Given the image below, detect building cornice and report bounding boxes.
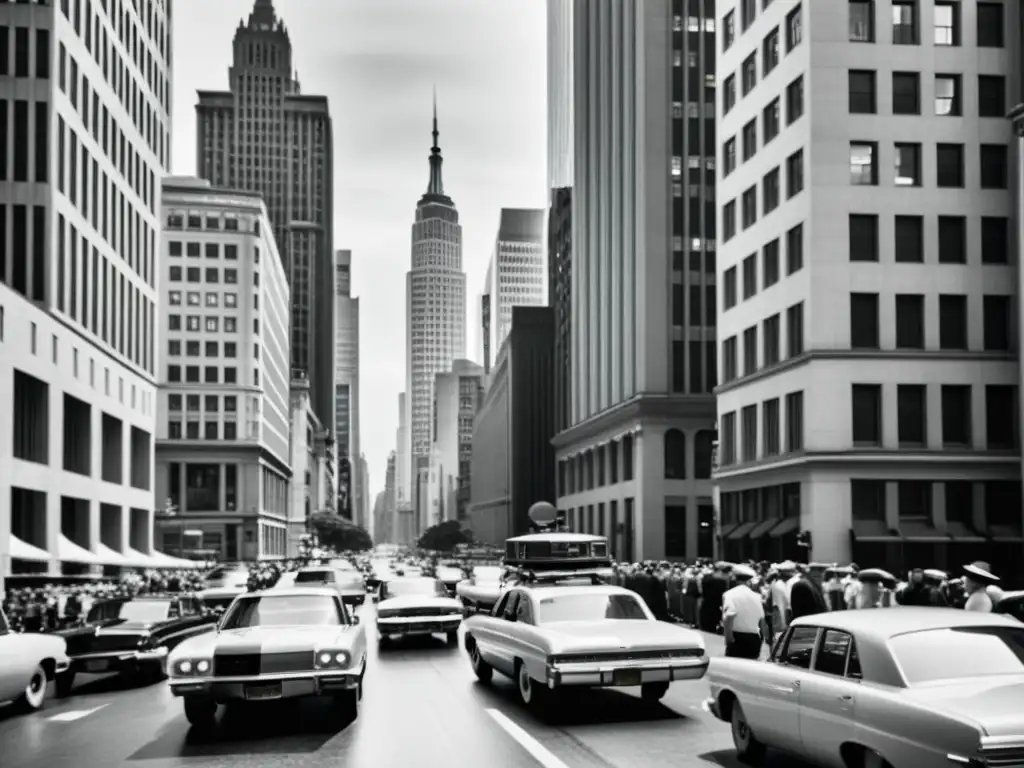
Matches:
[552,394,716,451]
[155,440,293,478]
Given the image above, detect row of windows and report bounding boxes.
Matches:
[723,223,803,310]
[0,203,46,303]
[167,420,242,441]
[168,240,242,260]
[723,76,802,176]
[722,150,803,240]
[168,290,240,309]
[168,266,240,284]
[722,3,802,113]
[719,390,804,465]
[0,24,49,80]
[848,0,1005,49]
[0,99,48,186]
[165,213,256,234]
[167,340,244,360]
[721,302,804,383]
[166,365,240,385]
[848,70,1006,120]
[167,315,243,334]
[849,213,1009,265]
[850,140,1009,190]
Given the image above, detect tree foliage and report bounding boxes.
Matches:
[417,520,473,552]
[309,513,373,552]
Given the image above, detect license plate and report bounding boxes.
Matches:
[245,683,283,701]
[612,669,642,686]
[84,660,109,673]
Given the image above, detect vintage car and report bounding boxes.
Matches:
[291,567,367,606]
[0,607,71,712]
[56,594,217,694]
[436,564,465,594]
[995,590,1024,622]
[375,577,464,647]
[167,586,367,728]
[455,565,510,613]
[705,608,1024,767]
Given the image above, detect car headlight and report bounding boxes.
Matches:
[173,658,212,676]
[377,609,396,619]
[313,650,351,669]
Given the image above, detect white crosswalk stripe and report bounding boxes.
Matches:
[47,705,108,722]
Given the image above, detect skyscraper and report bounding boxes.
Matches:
[404,97,466,533]
[194,0,335,429]
[334,250,361,521]
[0,0,169,589]
[483,209,546,357]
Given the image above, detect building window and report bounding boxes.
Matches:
[976,3,1003,48]
[763,314,781,365]
[981,217,1009,264]
[786,149,804,197]
[891,0,918,45]
[723,137,736,175]
[894,215,924,263]
[895,294,925,349]
[785,4,802,51]
[723,200,737,241]
[894,143,921,186]
[786,76,804,124]
[723,74,736,113]
[743,326,758,375]
[722,10,735,50]
[742,186,757,229]
[980,145,1008,189]
[938,294,968,349]
[986,386,1017,449]
[786,223,803,274]
[741,53,757,96]
[850,142,877,185]
[852,384,882,445]
[723,337,737,381]
[724,266,737,309]
[936,144,964,188]
[983,295,1011,351]
[786,391,804,451]
[763,27,779,75]
[978,76,1006,118]
[892,72,920,114]
[941,385,971,445]
[934,74,960,115]
[742,255,757,299]
[763,167,780,214]
[897,385,926,445]
[938,216,967,264]
[741,0,757,30]
[742,119,757,161]
[933,1,959,45]
[848,70,876,113]
[763,99,780,144]
[721,412,736,465]
[849,0,874,42]
[849,214,879,261]
[786,302,804,356]
[763,398,780,455]
[741,406,758,462]
[850,293,879,349]
[763,239,780,286]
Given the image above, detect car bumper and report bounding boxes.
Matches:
[377,615,463,636]
[340,591,366,604]
[70,648,169,674]
[169,669,361,701]
[544,656,710,688]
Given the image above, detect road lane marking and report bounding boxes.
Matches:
[47,705,109,722]
[486,708,570,768]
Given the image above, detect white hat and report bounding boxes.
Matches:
[732,564,757,580]
[778,560,797,572]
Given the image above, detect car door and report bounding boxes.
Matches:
[473,592,511,666]
[0,610,30,702]
[747,625,818,755]
[798,629,858,768]
[488,592,521,675]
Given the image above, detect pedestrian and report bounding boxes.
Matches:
[962,561,1000,612]
[722,564,766,659]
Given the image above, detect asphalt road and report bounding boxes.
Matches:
[0,605,805,768]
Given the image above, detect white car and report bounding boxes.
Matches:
[375,577,463,648]
[167,587,367,729]
[0,608,71,712]
[464,579,708,713]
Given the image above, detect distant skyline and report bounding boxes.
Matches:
[170,0,547,500]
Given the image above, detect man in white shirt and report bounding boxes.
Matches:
[722,564,766,659]
[769,561,795,639]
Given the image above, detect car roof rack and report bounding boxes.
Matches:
[518,569,611,586]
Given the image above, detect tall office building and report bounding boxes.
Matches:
[395,391,410,523]
[379,450,396,544]
[547,0,574,191]
[551,0,718,562]
[0,0,170,589]
[195,0,335,429]
[155,178,291,561]
[715,0,1021,578]
[428,359,485,525]
[333,249,361,520]
[405,99,466,533]
[483,208,547,357]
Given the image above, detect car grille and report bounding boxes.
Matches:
[89,633,143,654]
[554,648,705,665]
[260,652,313,674]
[213,652,312,677]
[214,654,260,677]
[396,607,448,618]
[983,746,1024,767]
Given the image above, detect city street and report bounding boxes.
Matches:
[0,604,802,768]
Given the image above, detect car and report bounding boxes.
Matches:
[436,564,465,594]
[995,590,1024,622]
[375,577,463,647]
[291,567,367,606]
[56,594,218,695]
[167,586,367,729]
[196,587,246,615]
[0,607,71,713]
[464,575,708,713]
[705,607,1024,767]
[455,565,509,613]
[202,564,251,590]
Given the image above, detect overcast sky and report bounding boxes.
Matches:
[170,0,547,498]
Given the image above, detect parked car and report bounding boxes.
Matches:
[0,608,70,712]
[705,607,1024,767]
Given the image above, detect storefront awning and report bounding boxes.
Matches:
[850,519,899,542]
[768,517,800,539]
[149,550,201,569]
[9,534,51,562]
[898,521,950,542]
[94,542,130,565]
[945,522,986,542]
[718,523,740,539]
[122,547,158,568]
[747,518,780,540]
[727,522,757,540]
[58,535,103,564]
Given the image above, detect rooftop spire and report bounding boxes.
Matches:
[250,0,276,28]
[426,88,444,197]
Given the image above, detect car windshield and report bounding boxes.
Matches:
[295,570,335,584]
[222,595,344,629]
[382,579,447,599]
[890,627,1024,684]
[538,593,648,623]
[116,600,172,623]
[474,567,504,582]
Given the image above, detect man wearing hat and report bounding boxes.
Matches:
[963,562,1000,612]
[722,564,766,659]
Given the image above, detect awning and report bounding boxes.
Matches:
[149,550,200,569]
[747,519,780,540]
[57,535,103,564]
[988,524,1024,541]
[9,534,51,562]
[727,522,757,540]
[718,523,740,539]
[898,521,950,542]
[944,521,986,543]
[122,547,157,567]
[94,541,130,566]
[850,519,900,542]
[768,517,800,538]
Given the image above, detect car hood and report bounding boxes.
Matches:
[96,620,161,634]
[902,677,1024,737]
[378,595,462,611]
[540,620,706,653]
[173,625,358,657]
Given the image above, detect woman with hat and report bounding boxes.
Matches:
[962,562,1000,612]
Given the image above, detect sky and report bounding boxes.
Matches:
[169,0,547,499]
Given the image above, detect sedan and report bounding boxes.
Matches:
[0,608,70,713]
[376,578,463,647]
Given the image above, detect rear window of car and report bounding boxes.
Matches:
[296,570,335,584]
[890,627,1024,684]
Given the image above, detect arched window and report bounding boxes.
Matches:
[664,429,687,479]
[695,431,715,478]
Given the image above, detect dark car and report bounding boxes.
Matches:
[995,590,1024,623]
[55,594,217,696]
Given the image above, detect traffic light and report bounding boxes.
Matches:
[796,530,811,548]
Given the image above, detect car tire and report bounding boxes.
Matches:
[332,689,359,722]
[730,700,767,765]
[469,642,492,683]
[55,671,76,699]
[446,630,458,645]
[183,696,217,730]
[641,682,670,702]
[516,660,550,717]
[14,664,48,713]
